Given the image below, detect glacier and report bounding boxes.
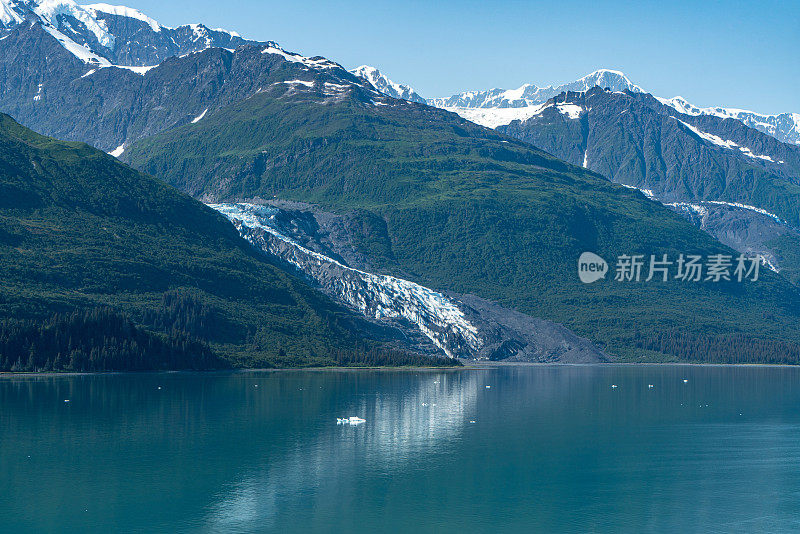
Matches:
[209,202,482,358]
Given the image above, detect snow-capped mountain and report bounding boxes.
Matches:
[657,96,800,146]
[350,65,426,104]
[0,23,387,152]
[361,66,799,146]
[0,0,260,66]
[496,86,800,278]
[429,69,642,109]
[424,69,642,128]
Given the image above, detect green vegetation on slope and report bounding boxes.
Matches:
[125,88,800,362]
[0,114,456,370]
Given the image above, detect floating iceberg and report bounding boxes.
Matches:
[337,417,366,425]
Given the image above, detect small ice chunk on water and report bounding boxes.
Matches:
[337,417,366,425]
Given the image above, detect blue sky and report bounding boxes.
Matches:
[126,0,798,114]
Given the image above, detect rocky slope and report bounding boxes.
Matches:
[0,24,368,152]
[496,87,800,278]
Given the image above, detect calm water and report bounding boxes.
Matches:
[2,365,800,533]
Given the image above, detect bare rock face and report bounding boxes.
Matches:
[454,294,608,363]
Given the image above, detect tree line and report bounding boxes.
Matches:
[635,330,800,364]
[0,308,221,372]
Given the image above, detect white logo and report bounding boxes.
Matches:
[578,252,608,283]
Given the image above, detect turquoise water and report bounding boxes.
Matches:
[2,365,800,533]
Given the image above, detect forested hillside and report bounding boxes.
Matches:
[124,83,800,363]
[0,114,452,370]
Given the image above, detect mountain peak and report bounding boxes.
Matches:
[427,68,642,112]
[570,68,642,92]
[0,0,260,66]
[350,65,426,104]
[84,3,162,32]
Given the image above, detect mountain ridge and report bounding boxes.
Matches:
[496,86,800,280]
[357,65,800,146]
[0,0,261,66]
[350,65,426,104]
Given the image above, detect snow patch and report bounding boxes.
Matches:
[442,103,550,128]
[702,200,786,224]
[282,79,314,87]
[108,143,124,157]
[674,118,777,162]
[34,0,115,49]
[620,183,656,199]
[212,27,239,37]
[261,44,339,70]
[191,108,208,123]
[110,64,156,75]
[33,82,43,101]
[556,103,583,119]
[41,24,111,66]
[188,23,211,46]
[0,0,23,26]
[667,201,710,221]
[83,3,161,32]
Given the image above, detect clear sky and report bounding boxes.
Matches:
[123,0,798,114]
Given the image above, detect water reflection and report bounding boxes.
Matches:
[204,370,480,531]
[3,366,800,533]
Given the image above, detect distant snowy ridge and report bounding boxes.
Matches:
[350,65,426,104]
[369,66,797,142]
[430,69,641,110]
[210,203,482,358]
[658,96,800,146]
[424,70,641,128]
